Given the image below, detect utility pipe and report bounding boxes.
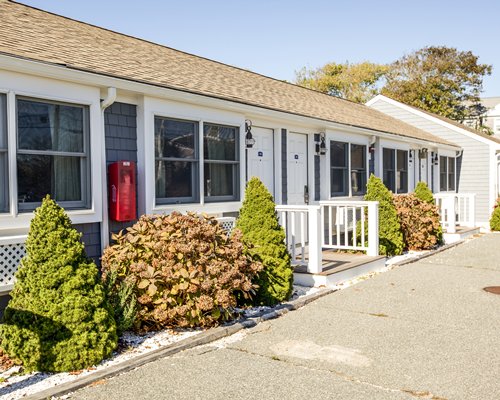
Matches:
[99,87,117,251]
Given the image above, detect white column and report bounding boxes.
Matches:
[307,205,322,273]
[367,201,379,256]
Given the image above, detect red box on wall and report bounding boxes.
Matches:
[108,161,136,222]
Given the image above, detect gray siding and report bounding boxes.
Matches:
[370,100,492,224]
[281,129,287,204]
[74,223,101,263]
[104,102,138,237]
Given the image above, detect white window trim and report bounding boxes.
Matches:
[328,140,369,198]
[382,147,409,194]
[0,74,104,233]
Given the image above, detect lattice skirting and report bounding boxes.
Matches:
[216,217,236,235]
[0,243,25,287]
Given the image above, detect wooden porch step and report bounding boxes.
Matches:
[293,250,387,288]
[443,226,480,244]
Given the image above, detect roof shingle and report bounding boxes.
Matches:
[0,0,456,147]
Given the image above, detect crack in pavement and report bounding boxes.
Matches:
[224,346,446,399]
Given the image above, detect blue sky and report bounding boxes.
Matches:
[18,0,500,97]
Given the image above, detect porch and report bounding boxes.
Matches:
[276,201,386,288]
[434,193,480,242]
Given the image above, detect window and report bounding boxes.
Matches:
[351,144,366,195]
[0,94,8,213]
[330,141,348,196]
[17,98,90,210]
[439,156,456,192]
[330,141,367,197]
[383,148,408,193]
[155,117,198,204]
[396,150,408,193]
[203,123,239,201]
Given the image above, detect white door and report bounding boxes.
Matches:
[287,132,308,205]
[247,127,275,196]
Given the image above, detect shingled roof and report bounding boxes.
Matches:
[0,0,457,147]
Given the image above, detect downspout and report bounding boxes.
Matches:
[100,87,117,251]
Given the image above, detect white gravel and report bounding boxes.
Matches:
[0,284,320,400]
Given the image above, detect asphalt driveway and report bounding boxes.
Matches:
[69,233,500,400]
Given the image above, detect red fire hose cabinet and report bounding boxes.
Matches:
[108,161,136,222]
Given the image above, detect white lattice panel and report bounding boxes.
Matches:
[0,243,25,287]
[217,217,236,235]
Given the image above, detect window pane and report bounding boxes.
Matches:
[330,168,347,195]
[383,148,395,170]
[18,155,82,203]
[448,158,455,191]
[155,160,196,200]
[0,94,8,212]
[351,171,366,195]
[204,124,237,161]
[383,170,395,192]
[204,163,236,197]
[440,156,448,191]
[351,144,366,170]
[397,150,407,171]
[397,171,408,193]
[17,99,84,152]
[330,141,347,167]
[154,117,196,159]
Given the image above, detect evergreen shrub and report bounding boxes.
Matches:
[489,198,500,231]
[414,181,435,204]
[0,197,117,372]
[236,177,293,305]
[364,175,404,256]
[102,212,262,331]
[393,194,442,250]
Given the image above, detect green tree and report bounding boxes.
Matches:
[0,196,117,372]
[489,198,500,231]
[364,175,404,256]
[382,46,492,121]
[236,177,293,305]
[414,181,435,204]
[295,61,389,103]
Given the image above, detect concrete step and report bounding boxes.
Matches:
[443,226,480,244]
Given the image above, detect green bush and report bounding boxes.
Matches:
[489,198,500,231]
[0,197,117,372]
[414,181,435,204]
[103,269,137,336]
[236,177,293,306]
[364,175,404,256]
[393,194,442,250]
[102,212,262,331]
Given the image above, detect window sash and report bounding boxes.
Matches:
[16,97,90,211]
[330,141,348,196]
[351,144,366,196]
[439,156,455,192]
[154,116,199,204]
[383,148,396,192]
[203,123,239,202]
[396,150,408,193]
[0,93,8,213]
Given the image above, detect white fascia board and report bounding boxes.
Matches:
[1,54,456,149]
[367,94,500,149]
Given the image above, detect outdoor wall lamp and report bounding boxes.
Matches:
[419,147,428,159]
[315,132,327,155]
[409,149,413,163]
[432,152,439,165]
[245,119,255,148]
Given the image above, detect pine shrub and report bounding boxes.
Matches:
[414,181,435,204]
[0,197,117,372]
[364,175,404,256]
[103,269,137,336]
[102,212,262,331]
[236,177,293,306]
[393,194,442,250]
[489,198,500,231]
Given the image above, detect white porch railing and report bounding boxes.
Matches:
[433,193,476,233]
[275,201,379,274]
